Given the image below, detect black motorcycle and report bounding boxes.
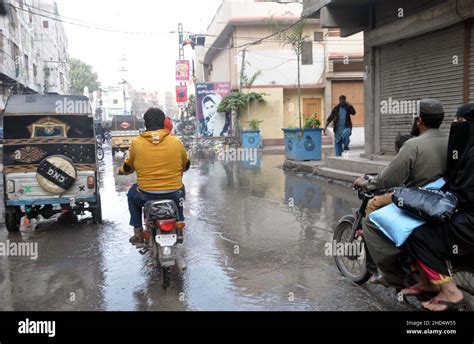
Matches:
[137,200,186,289]
[333,176,381,284]
[334,178,474,296]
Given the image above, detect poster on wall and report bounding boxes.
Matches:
[176,85,188,104]
[176,60,190,82]
[196,82,231,137]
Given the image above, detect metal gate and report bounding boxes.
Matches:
[378,23,465,154]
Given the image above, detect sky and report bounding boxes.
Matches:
[55,0,222,92]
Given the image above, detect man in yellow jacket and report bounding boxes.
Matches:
[119,108,190,245]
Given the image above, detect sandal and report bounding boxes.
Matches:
[422,297,466,312]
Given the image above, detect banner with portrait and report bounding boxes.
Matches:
[176,60,190,82]
[196,82,231,137]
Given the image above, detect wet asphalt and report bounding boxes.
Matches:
[0,147,419,311]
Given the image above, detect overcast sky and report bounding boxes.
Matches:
[56,0,222,92]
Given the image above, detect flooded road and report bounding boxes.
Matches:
[0,148,416,311]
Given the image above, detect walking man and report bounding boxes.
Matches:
[324,95,357,157]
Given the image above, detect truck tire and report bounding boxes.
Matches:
[36,155,77,194]
[91,193,103,225]
[5,207,21,233]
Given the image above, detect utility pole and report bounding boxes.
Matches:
[119,54,128,117]
[178,23,186,123]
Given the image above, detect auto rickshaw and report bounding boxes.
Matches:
[110,115,142,157]
[2,95,102,232]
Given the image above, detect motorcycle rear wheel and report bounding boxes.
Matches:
[334,221,372,284]
[161,267,172,289]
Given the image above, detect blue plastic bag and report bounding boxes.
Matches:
[368,178,446,247]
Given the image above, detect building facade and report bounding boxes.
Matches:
[199,0,364,145]
[304,0,474,156]
[0,0,70,110]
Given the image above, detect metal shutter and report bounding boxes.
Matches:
[470,22,474,102]
[379,23,465,154]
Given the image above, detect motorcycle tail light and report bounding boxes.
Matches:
[175,222,186,230]
[157,219,176,232]
[87,176,95,189]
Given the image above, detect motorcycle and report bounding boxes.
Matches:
[334,177,474,296]
[96,139,105,161]
[333,175,380,284]
[136,199,186,289]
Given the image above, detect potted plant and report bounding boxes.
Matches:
[284,114,323,161]
[272,19,324,161]
[241,119,263,149]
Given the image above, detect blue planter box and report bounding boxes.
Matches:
[282,128,323,161]
[241,130,261,149]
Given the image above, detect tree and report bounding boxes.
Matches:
[69,58,100,95]
[185,94,196,119]
[218,90,265,134]
[272,19,309,129]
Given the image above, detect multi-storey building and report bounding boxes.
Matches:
[0,0,69,110]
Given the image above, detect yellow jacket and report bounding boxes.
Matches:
[120,130,189,191]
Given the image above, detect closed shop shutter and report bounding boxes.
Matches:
[379,23,465,154]
[470,22,474,102]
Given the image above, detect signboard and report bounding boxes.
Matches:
[176,60,190,82]
[196,82,231,137]
[176,85,188,104]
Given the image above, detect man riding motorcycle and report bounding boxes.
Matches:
[119,108,190,245]
[353,99,449,289]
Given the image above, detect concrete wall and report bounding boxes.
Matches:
[241,87,284,142]
[235,24,325,88]
[206,45,235,86]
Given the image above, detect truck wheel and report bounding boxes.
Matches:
[92,193,103,225]
[5,207,21,233]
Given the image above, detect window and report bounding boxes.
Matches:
[33,63,37,78]
[43,21,49,29]
[11,43,19,61]
[314,32,324,42]
[24,54,29,80]
[301,41,313,65]
[113,99,118,105]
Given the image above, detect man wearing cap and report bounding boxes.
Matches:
[353,99,449,289]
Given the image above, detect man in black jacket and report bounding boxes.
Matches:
[324,95,357,156]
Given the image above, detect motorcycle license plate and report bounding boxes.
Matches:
[156,234,177,247]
